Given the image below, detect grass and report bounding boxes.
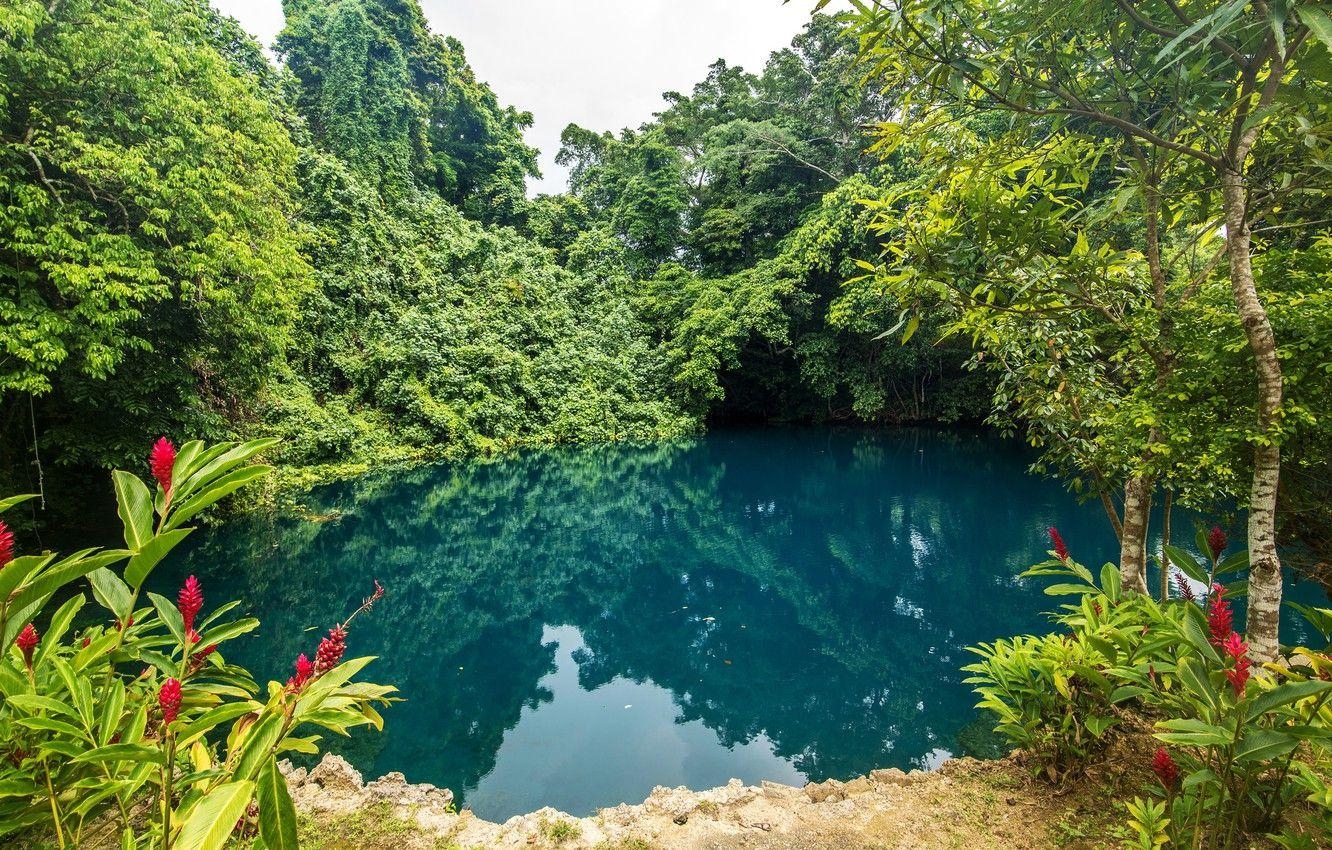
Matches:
[537,814,583,845]
[294,801,421,850]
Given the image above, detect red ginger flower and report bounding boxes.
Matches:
[1048,527,1069,561]
[313,624,347,674]
[1151,748,1179,789]
[15,623,38,669]
[150,437,176,495]
[1208,526,1228,561]
[1225,655,1252,697]
[287,653,314,691]
[1172,572,1195,602]
[0,520,14,569]
[159,678,182,725]
[1207,584,1233,646]
[1221,631,1247,661]
[1221,631,1251,697]
[178,575,203,632]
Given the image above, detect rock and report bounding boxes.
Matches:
[761,780,798,800]
[870,768,917,787]
[673,813,689,825]
[803,779,845,803]
[307,754,364,794]
[278,761,308,788]
[366,771,455,810]
[843,777,873,796]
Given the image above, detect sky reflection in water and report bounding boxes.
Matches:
[157,428,1325,819]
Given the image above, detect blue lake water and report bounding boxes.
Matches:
[154,427,1326,819]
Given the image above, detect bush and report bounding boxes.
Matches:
[0,438,394,849]
[968,529,1332,849]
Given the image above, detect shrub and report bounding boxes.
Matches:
[968,528,1332,848]
[0,438,395,849]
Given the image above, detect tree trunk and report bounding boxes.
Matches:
[1120,477,1152,594]
[1161,490,1173,602]
[1221,169,1284,661]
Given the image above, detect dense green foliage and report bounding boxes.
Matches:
[0,439,393,849]
[0,1,993,509]
[968,539,1332,847]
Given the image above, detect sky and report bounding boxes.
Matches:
[209,1,829,195]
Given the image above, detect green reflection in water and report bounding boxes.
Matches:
[154,427,1324,819]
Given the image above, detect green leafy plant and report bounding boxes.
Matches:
[968,528,1332,847]
[0,438,395,849]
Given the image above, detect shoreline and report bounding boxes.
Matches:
[282,752,1102,849]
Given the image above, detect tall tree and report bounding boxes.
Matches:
[0,0,308,476]
[279,0,538,223]
[852,0,1332,658]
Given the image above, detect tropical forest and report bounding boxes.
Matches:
[1,0,1332,847]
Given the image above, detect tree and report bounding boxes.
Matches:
[279,0,538,222]
[0,0,309,476]
[852,0,1332,658]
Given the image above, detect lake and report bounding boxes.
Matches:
[153,427,1325,820]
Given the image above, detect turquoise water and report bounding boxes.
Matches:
[154,428,1325,819]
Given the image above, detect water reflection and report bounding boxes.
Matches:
[154,427,1321,819]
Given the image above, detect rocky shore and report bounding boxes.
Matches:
[281,753,1098,849]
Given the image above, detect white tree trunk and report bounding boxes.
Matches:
[1221,169,1284,662]
[1120,477,1151,594]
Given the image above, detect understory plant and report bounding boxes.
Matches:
[0,438,396,849]
[968,528,1332,848]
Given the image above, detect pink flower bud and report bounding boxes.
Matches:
[178,575,203,633]
[313,625,347,674]
[287,653,314,692]
[1207,526,1227,560]
[0,520,14,569]
[159,678,182,725]
[1207,584,1233,646]
[1047,527,1069,561]
[1151,748,1179,788]
[150,437,177,495]
[15,624,38,670]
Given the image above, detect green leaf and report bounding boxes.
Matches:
[175,702,264,748]
[70,743,166,765]
[113,471,154,550]
[1155,717,1233,746]
[1300,6,1332,52]
[149,592,185,645]
[125,528,193,589]
[1234,728,1299,763]
[197,617,260,649]
[1181,608,1221,664]
[1245,680,1332,721]
[164,465,270,531]
[1043,583,1097,596]
[257,757,299,850]
[1164,545,1207,584]
[6,550,126,628]
[0,494,38,513]
[173,780,255,850]
[1099,562,1121,600]
[230,713,284,782]
[37,593,85,667]
[87,567,134,619]
[1178,656,1221,717]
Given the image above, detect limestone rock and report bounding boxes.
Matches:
[278,761,308,788]
[803,779,845,803]
[307,754,364,794]
[870,768,912,787]
[366,771,455,810]
[842,776,873,796]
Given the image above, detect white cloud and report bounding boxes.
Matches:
[209,0,829,194]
